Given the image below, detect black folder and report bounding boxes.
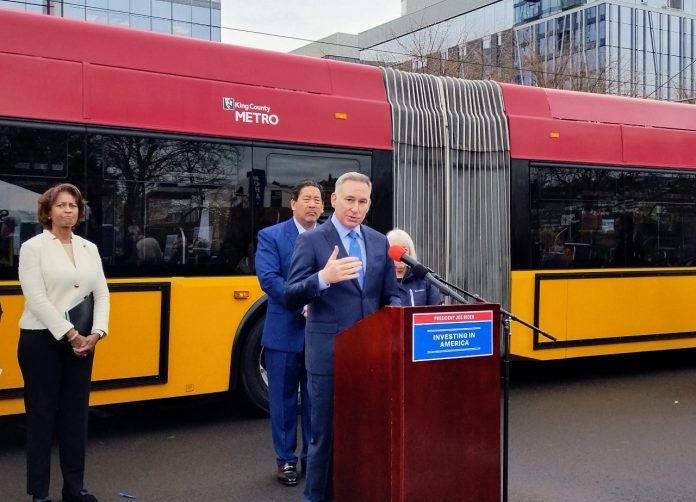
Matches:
[66,293,94,335]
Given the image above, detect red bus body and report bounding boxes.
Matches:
[500,83,696,169]
[0,10,393,150]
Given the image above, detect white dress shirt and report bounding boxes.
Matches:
[18,229,110,340]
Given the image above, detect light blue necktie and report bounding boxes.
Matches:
[347,230,364,288]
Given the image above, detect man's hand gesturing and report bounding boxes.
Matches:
[319,245,362,285]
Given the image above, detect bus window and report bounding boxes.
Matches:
[530,164,696,269]
[0,126,84,280]
[623,171,696,267]
[0,125,74,179]
[254,148,370,233]
[91,132,253,277]
[0,181,44,276]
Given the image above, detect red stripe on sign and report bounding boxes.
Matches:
[413,311,493,324]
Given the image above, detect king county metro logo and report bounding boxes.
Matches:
[222,97,279,126]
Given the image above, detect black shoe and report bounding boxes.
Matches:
[277,462,298,486]
[32,498,52,502]
[61,489,98,502]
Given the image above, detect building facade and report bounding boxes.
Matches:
[401,0,445,15]
[515,0,696,100]
[295,0,696,101]
[359,0,515,82]
[0,0,221,41]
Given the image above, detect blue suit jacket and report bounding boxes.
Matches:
[285,219,401,375]
[256,218,306,353]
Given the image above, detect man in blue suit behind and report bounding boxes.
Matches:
[256,180,324,486]
[285,172,401,502]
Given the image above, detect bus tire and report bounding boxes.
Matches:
[239,317,270,414]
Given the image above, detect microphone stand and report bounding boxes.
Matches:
[411,265,469,304]
[418,268,556,502]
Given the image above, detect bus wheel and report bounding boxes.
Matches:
[240,317,270,414]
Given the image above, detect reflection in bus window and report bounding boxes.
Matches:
[0,215,18,267]
[93,133,253,277]
[261,150,364,227]
[0,126,80,279]
[0,126,72,178]
[235,241,255,275]
[531,165,696,269]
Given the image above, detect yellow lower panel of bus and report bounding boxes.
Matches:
[0,284,163,415]
[92,289,162,381]
[87,277,263,408]
[0,292,24,394]
[510,269,696,360]
[0,277,264,415]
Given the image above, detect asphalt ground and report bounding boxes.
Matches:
[1,349,695,501]
[507,349,696,502]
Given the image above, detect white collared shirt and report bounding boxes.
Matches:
[292,217,316,235]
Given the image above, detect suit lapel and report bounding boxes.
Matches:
[362,228,375,292]
[280,218,298,274]
[320,219,345,257]
[283,218,299,247]
[72,235,90,271]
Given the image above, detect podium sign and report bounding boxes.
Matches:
[412,310,494,361]
[334,304,501,502]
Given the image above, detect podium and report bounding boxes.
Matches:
[334,304,501,501]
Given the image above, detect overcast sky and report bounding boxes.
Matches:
[221,0,401,53]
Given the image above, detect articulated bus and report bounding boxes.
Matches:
[2,10,696,415]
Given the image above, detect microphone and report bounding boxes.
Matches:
[387,245,431,278]
[387,245,467,303]
[387,245,437,280]
[388,245,421,270]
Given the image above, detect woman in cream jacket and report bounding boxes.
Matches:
[18,183,109,502]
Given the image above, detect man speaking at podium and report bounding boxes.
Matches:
[285,172,401,502]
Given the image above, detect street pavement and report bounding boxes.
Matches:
[507,350,696,502]
[1,350,695,501]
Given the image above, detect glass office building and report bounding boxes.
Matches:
[357,0,696,101]
[0,0,222,42]
[514,0,696,100]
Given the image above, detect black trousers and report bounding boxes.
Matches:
[18,329,94,498]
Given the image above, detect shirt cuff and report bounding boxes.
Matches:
[317,273,330,290]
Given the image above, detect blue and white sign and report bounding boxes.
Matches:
[412,311,494,362]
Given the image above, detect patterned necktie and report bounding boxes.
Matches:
[347,230,364,288]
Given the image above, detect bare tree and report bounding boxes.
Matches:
[368,19,471,77]
[370,18,624,96]
[371,21,517,84]
[365,13,696,105]
[517,50,615,93]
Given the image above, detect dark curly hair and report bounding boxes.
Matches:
[37,183,87,229]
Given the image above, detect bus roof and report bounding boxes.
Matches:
[500,83,696,169]
[0,10,393,151]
